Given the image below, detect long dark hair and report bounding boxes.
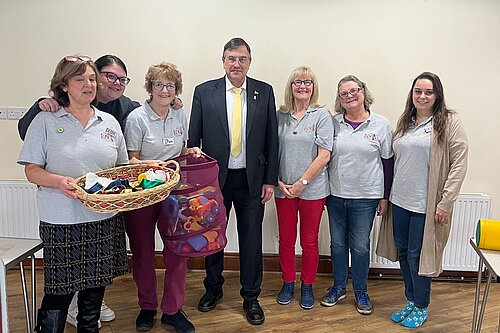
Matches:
[394,72,450,144]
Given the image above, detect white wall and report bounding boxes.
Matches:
[1,0,499,254]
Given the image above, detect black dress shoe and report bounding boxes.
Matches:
[243,300,265,325]
[136,309,157,331]
[161,309,195,333]
[198,290,223,312]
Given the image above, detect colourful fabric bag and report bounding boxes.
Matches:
[476,219,500,251]
[159,154,227,257]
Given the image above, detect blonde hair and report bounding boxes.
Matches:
[279,66,321,113]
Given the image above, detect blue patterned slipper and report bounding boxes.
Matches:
[391,300,415,323]
[401,307,428,328]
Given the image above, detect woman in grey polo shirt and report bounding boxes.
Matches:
[321,75,393,315]
[18,55,129,332]
[380,72,468,328]
[274,66,333,310]
[123,62,200,333]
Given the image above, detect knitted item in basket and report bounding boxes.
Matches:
[72,161,180,213]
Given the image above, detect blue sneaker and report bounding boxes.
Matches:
[354,291,372,315]
[299,282,314,310]
[276,281,295,305]
[320,287,346,307]
[401,307,428,328]
[391,300,415,323]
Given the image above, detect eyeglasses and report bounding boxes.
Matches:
[101,71,131,86]
[339,87,363,99]
[225,56,249,64]
[292,80,313,87]
[63,55,93,63]
[152,82,176,91]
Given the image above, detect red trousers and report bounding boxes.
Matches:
[124,202,188,315]
[275,197,326,284]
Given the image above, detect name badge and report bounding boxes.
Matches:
[162,138,174,146]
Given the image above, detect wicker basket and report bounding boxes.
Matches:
[71,161,180,213]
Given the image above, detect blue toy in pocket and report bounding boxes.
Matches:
[158,154,227,257]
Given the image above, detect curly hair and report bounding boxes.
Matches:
[144,62,182,95]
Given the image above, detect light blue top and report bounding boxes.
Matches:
[18,107,129,224]
[274,107,334,200]
[390,117,432,213]
[125,102,188,161]
[328,111,393,199]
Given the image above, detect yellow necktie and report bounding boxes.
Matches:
[231,87,242,157]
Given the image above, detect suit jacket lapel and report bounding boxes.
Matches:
[246,77,257,137]
[212,77,229,142]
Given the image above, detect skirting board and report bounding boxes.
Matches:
[21,253,482,280]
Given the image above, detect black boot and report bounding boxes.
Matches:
[77,287,105,333]
[35,308,67,333]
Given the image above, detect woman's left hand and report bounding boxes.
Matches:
[60,176,78,199]
[435,207,450,225]
[377,199,388,216]
[289,180,306,197]
[171,97,184,110]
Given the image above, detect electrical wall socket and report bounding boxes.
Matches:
[0,107,27,120]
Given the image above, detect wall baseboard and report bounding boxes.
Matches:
[26,253,481,281]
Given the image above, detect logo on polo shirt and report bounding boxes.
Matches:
[101,128,117,143]
[364,133,377,143]
[303,124,316,132]
[173,127,184,136]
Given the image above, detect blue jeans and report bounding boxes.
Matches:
[326,195,378,292]
[392,204,431,308]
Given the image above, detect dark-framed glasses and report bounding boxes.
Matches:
[292,79,313,87]
[63,55,92,63]
[101,71,131,86]
[152,82,176,91]
[225,56,249,64]
[339,87,363,99]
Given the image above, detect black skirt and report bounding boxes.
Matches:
[39,214,128,295]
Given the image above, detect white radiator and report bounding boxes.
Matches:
[0,180,39,239]
[0,181,494,272]
[370,193,492,272]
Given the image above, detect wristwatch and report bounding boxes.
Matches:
[299,178,309,186]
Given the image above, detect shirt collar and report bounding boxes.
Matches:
[338,111,372,124]
[144,101,172,121]
[58,106,102,120]
[225,76,247,92]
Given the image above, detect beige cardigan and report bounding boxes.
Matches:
[376,112,468,277]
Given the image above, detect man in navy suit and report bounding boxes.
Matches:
[188,37,278,325]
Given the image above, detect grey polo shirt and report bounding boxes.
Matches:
[328,112,393,199]
[274,107,334,200]
[124,102,188,161]
[18,107,129,224]
[390,117,432,213]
